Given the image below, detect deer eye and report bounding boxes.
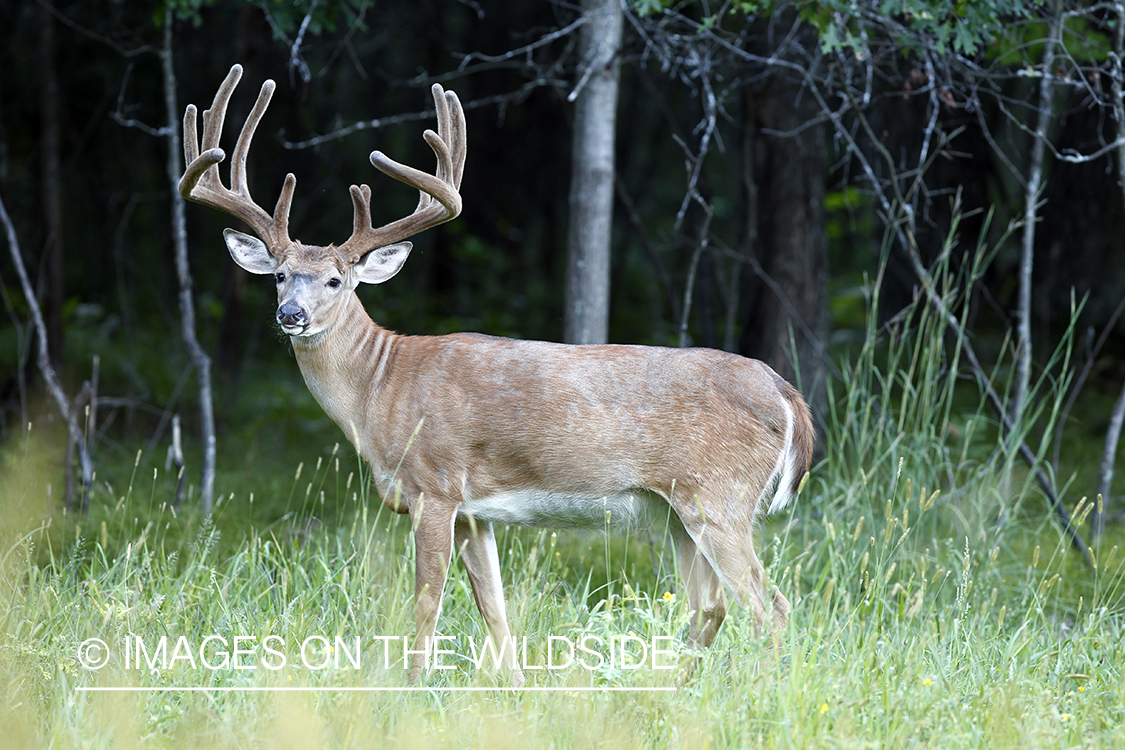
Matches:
[275,273,285,285]
[327,278,342,289]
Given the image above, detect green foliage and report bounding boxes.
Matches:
[987,14,1111,67]
[160,0,220,27]
[632,0,1053,55]
[811,0,1050,56]
[631,0,673,17]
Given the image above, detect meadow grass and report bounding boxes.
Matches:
[2,248,1124,748]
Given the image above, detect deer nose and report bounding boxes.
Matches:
[276,302,307,327]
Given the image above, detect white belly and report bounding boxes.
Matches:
[457,489,671,530]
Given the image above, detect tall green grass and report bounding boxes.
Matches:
[2,230,1123,748]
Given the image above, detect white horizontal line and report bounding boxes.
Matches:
[76,685,675,693]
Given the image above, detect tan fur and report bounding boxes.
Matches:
[179,69,814,686]
[283,283,814,685]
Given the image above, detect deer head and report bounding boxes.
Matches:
[179,64,465,338]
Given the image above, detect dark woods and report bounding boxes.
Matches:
[2,1,1124,533]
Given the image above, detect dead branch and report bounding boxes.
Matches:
[0,191,92,512]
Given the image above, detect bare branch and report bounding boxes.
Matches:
[280,87,552,149]
[110,62,171,137]
[458,16,586,69]
[678,202,712,348]
[318,0,373,79]
[35,0,157,58]
[257,0,318,86]
[1,191,91,511]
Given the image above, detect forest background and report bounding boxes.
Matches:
[3,0,1125,747]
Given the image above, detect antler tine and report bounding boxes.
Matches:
[183,104,202,167]
[200,65,242,156]
[446,89,467,191]
[230,78,277,196]
[274,173,297,246]
[413,129,452,212]
[428,86,452,204]
[178,64,293,250]
[348,184,374,238]
[337,83,466,263]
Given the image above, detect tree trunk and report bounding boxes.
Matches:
[1094,2,1125,541]
[1013,0,1062,427]
[39,3,64,370]
[564,0,622,345]
[740,71,829,417]
[162,10,216,515]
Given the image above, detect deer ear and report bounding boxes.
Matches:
[223,229,277,274]
[355,242,412,285]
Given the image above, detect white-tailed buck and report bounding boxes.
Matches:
[180,64,814,685]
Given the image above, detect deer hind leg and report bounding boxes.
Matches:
[673,487,789,651]
[673,530,729,651]
[454,518,525,687]
[407,497,457,685]
[688,518,789,646]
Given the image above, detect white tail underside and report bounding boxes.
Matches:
[764,398,798,515]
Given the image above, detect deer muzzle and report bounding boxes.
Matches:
[276,301,307,332]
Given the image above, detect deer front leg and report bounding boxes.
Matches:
[407,497,457,685]
[455,518,525,687]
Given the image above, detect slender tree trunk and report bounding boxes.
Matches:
[1013,1,1061,426]
[1099,385,1125,539]
[39,3,65,369]
[564,0,622,344]
[1094,2,1125,541]
[161,11,216,514]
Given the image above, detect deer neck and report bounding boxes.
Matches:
[288,292,396,447]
